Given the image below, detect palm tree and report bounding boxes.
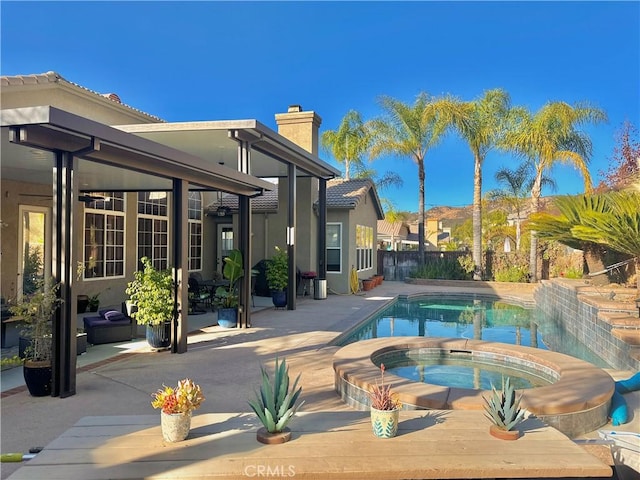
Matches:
[367,92,466,256]
[575,190,640,293]
[448,89,511,279]
[486,162,556,251]
[321,110,370,180]
[502,101,607,282]
[531,191,640,293]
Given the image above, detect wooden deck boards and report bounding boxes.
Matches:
[7,411,612,480]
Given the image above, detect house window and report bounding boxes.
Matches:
[188,192,202,271]
[83,192,125,279]
[137,192,169,270]
[326,223,342,273]
[356,224,373,272]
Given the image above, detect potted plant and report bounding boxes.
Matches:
[369,363,402,438]
[125,257,174,349]
[265,246,288,308]
[213,248,244,328]
[483,377,525,440]
[87,293,100,312]
[152,378,205,442]
[248,357,304,444]
[9,278,62,396]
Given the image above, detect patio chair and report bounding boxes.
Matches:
[188,277,211,313]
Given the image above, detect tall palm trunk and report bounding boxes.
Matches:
[529,174,543,282]
[472,153,483,280]
[418,160,426,258]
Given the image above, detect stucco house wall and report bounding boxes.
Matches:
[325,180,384,295]
[1,74,163,308]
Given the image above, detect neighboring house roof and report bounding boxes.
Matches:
[377,219,410,238]
[208,178,386,219]
[1,71,165,122]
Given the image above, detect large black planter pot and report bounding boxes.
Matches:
[23,361,52,397]
[146,322,171,349]
[271,290,287,308]
[217,308,237,328]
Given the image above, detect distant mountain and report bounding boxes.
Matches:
[425,205,472,221]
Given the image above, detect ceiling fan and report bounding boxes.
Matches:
[78,194,108,204]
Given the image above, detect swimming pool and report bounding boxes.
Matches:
[333,295,610,368]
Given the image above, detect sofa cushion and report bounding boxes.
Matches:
[84,315,130,328]
[104,310,126,322]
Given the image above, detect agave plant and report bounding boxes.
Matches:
[483,377,525,431]
[248,357,304,433]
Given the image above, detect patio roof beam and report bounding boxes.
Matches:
[3,106,273,198]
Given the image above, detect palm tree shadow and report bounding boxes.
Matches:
[396,410,448,434]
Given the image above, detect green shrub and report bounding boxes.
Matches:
[494,265,529,283]
[412,256,471,280]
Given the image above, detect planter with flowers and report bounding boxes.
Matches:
[369,363,402,438]
[152,378,205,442]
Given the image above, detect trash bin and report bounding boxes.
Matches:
[313,278,327,300]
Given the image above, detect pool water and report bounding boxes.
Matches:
[336,296,610,368]
[385,354,555,390]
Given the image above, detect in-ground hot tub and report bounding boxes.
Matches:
[333,337,615,437]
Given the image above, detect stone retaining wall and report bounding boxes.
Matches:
[534,279,639,371]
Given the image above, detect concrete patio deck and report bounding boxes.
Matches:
[1,281,638,479]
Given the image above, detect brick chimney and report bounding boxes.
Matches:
[275,105,322,156]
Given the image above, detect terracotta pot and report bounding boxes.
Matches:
[161,411,192,442]
[370,406,400,438]
[256,426,291,444]
[362,279,374,291]
[489,424,520,440]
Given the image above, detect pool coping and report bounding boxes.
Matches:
[333,337,615,437]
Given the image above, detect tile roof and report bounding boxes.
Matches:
[1,71,165,122]
[325,178,373,208]
[206,189,279,214]
[206,178,384,218]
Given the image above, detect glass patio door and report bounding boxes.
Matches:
[216,224,233,274]
[18,205,51,300]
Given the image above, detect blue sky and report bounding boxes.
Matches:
[2,1,638,213]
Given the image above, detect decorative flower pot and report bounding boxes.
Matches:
[256,426,292,444]
[489,424,521,440]
[370,406,400,438]
[161,411,192,442]
[217,307,238,328]
[146,322,171,349]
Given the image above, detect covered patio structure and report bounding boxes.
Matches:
[118,110,340,311]
[1,105,274,397]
